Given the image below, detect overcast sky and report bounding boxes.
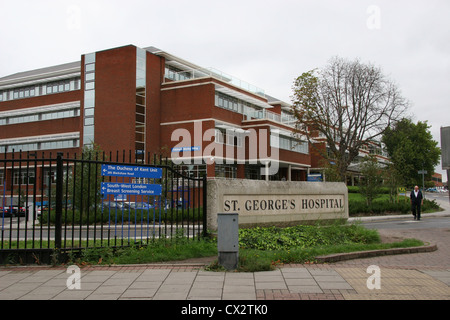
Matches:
[1,0,449,180]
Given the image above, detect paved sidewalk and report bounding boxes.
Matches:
[0,262,449,300]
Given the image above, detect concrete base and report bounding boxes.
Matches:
[218,252,239,270]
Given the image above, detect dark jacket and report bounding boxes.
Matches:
[410,190,423,205]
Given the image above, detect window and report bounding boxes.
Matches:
[83,53,96,146]
[41,139,78,150]
[270,134,309,154]
[12,86,35,100]
[1,77,80,102]
[165,65,192,81]
[85,82,95,91]
[13,171,36,185]
[1,139,79,153]
[45,79,73,95]
[215,164,237,179]
[177,165,207,178]
[215,92,243,114]
[85,63,95,73]
[3,143,38,152]
[215,128,242,147]
[0,105,80,126]
[135,48,146,156]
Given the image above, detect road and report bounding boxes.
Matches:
[362,216,450,230]
[341,191,450,268]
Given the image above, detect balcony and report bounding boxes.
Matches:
[244,108,297,128]
[164,66,265,98]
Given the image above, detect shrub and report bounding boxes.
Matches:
[238,224,379,251]
[349,198,440,216]
[348,186,389,194]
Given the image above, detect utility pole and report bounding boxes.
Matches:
[418,169,427,199]
[441,126,450,204]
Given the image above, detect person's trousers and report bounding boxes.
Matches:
[411,202,421,220]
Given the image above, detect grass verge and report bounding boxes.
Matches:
[67,238,218,266]
[230,238,424,272]
[205,223,424,272]
[2,223,425,271]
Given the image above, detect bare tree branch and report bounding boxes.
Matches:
[291,57,409,181]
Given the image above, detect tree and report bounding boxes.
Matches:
[291,57,409,182]
[68,144,104,212]
[383,162,403,204]
[382,118,440,188]
[359,155,383,206]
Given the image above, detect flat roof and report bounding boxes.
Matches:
[0,61,80,87]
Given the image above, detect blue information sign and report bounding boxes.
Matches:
[101,164,162,179]
[307,174,323,182]
[101,182,162,196]
[171,146,200,152]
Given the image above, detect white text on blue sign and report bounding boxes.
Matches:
[101,165,162,179]
[101,182,162,196]
[171,146,200,152]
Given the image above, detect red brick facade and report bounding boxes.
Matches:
[0,44,313,185]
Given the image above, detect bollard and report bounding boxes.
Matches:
[217,213,239,270]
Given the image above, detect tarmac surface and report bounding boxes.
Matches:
[1,196,449,301]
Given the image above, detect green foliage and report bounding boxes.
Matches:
[233,224,423,271]
[359,155,384,206]
[382,118,441,188]
[68,144,104,211]
[39,206,204,225]
[67,237,217,265]
[348,186,390,194]
[348,196,441,216]
[238,224,380,251]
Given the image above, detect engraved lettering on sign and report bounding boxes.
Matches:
[222,194,345,215]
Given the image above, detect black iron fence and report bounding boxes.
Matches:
[0,150,207,264]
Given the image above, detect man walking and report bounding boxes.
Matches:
[410,185,424,220]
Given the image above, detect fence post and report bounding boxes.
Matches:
[202,175,207,237]
[54,152,63,250]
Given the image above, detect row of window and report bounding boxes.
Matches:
[0,169,63,186]
[0,78,81,102]
[214,127,308,154]
[0,139,79,153]
[0,108,79,126]
[135,48,147,154]
[270,134,309,154]
[171,164,273,180]
[215,92,263,118]
[165,65,192,82]
[83,53,96,146]
[214,128,243,147]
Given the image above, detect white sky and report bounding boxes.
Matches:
[1,0,449,181]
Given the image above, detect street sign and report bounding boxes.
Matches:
[101,164,162,179]
[307,174,323,182]
[171,146,200,152]
[101,182,162,196]
[418,170,428,175]
[441,126,450,170]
